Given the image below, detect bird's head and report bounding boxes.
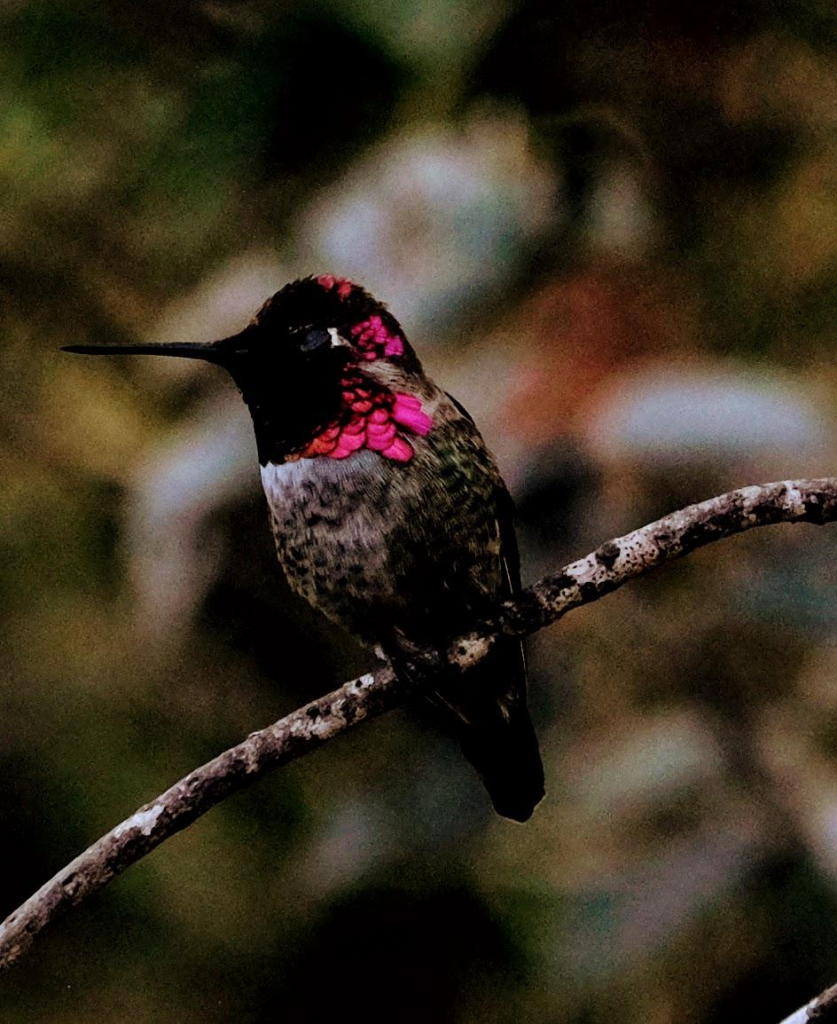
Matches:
[65,276,433,465]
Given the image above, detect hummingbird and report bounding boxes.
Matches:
[65,275,545,821]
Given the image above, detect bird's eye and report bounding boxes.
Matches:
[299,328,331,352]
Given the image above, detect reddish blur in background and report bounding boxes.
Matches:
[3,2,837,1021]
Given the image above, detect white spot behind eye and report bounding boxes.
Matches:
[328,327,346,348]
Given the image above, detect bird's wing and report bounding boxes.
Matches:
[496,483,522,599]
[445,390,522,598]
[434,394,543,820]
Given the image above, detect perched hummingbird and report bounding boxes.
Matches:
[65,275,545,821]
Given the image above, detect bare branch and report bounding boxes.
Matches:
[2,477,836,977]
[780,982,837,1023]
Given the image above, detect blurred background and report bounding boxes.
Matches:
[3,1,837,1021]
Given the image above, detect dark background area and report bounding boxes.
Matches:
[3,1,837,1020]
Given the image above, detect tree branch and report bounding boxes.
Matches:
[780,982,837,1023]
[2,478,837,977]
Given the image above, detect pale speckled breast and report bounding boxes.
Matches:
[259,394,506,646]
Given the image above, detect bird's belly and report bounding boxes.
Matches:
[260,454,402,642]
[259,446,503,646]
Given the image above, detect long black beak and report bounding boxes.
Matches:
[62,341,227,363]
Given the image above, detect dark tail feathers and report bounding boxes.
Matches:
[456,699,545,822]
